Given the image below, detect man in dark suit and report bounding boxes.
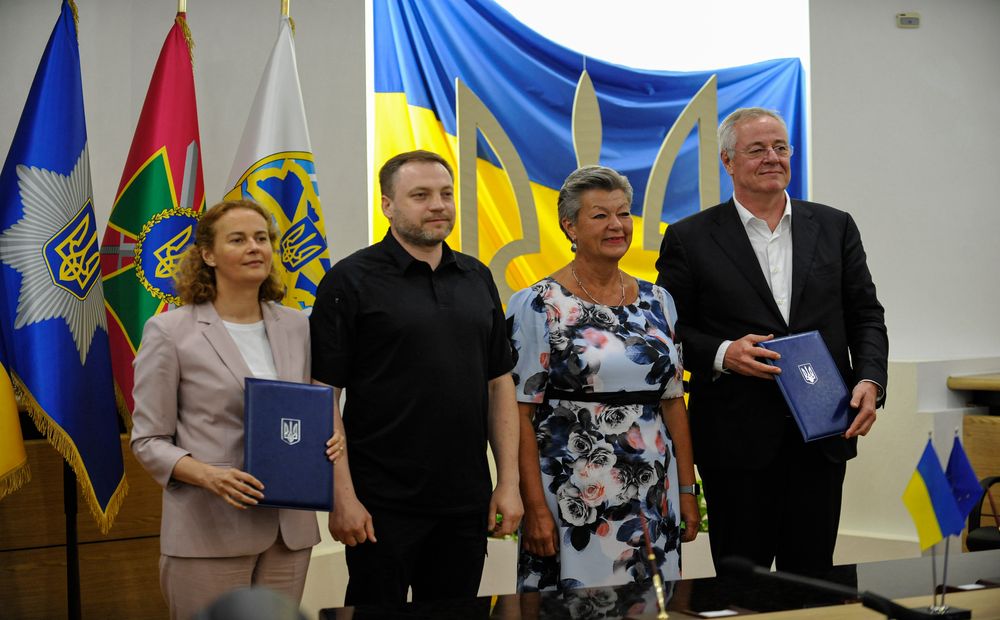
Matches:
[656,108,888,576]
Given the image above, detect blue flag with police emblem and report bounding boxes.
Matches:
[0,0,126,532]
[225,15,331,311]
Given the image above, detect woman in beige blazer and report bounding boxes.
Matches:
[131,200,343,620]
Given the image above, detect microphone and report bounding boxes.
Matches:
[719,556,967,620]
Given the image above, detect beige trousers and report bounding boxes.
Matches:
[159,534,311,620]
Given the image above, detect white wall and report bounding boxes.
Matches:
[0,0,368,262]
[810,0,1000,361]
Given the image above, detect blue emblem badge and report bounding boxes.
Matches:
[135,207,200,305]
[43,200,100,300]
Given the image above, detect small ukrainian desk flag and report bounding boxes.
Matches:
[902,439,964,550]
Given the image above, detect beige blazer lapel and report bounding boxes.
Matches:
[261,302,294,381]
[196,302,253,391]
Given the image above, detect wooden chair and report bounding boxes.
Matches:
[966,476,1000,552]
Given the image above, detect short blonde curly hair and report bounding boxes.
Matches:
[173,200,285,305]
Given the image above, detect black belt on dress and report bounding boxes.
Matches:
[543,387,664,406]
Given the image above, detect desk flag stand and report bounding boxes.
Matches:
[922,537,970,619]
[901,430,983,619]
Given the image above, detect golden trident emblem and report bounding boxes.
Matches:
[55,212,99,290]
[153,226,193,279]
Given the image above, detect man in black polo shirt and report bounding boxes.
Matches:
[310,150,523,607]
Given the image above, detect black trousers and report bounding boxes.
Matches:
[343,507,489,608]
[698,419,847,578]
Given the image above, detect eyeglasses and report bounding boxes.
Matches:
[739,144,794,159]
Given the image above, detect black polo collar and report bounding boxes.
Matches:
[378,229,471,273]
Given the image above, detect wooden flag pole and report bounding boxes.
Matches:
[178,0,187,13]
[64,462,81,620]
[281,0,289,18]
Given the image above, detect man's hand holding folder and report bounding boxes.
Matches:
[724,333,782,379]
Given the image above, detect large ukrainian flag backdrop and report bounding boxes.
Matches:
[373,0,806,299]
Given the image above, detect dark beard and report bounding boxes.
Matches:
[393,219,453,247]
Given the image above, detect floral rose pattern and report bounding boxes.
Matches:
[507,278,685,592]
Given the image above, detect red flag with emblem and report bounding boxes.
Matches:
[100,13,204,418]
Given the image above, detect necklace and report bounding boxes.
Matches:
[571,263,626,306]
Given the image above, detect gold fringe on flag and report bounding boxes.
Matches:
[113,383,134,433]
[0,460,31,501]
[289,17,296,36]
[12,374,128,534]
[176,14,195,65]
[67,0,80,35]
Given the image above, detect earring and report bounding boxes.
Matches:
[570,240,577,253]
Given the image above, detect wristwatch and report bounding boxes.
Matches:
[679,483,700,496]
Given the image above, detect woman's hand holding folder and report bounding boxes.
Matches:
[171,455,265,510]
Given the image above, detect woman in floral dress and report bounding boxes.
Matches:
[507,166,699,592]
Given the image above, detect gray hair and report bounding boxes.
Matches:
[557,165,633,239]
[718,107,788,157]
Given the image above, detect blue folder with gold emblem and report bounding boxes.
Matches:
[758,331,851,442]
[244,378,334,511]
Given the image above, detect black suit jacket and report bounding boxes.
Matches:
[655,199,888,469]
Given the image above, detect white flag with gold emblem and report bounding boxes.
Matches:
[225,16,331,311]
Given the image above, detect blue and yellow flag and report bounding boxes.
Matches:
[373,0,806,300]
[0,0,126,531]
[225,15,331,311]
[902,440,964,550]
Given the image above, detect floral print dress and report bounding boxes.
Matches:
[507,277,685,592]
